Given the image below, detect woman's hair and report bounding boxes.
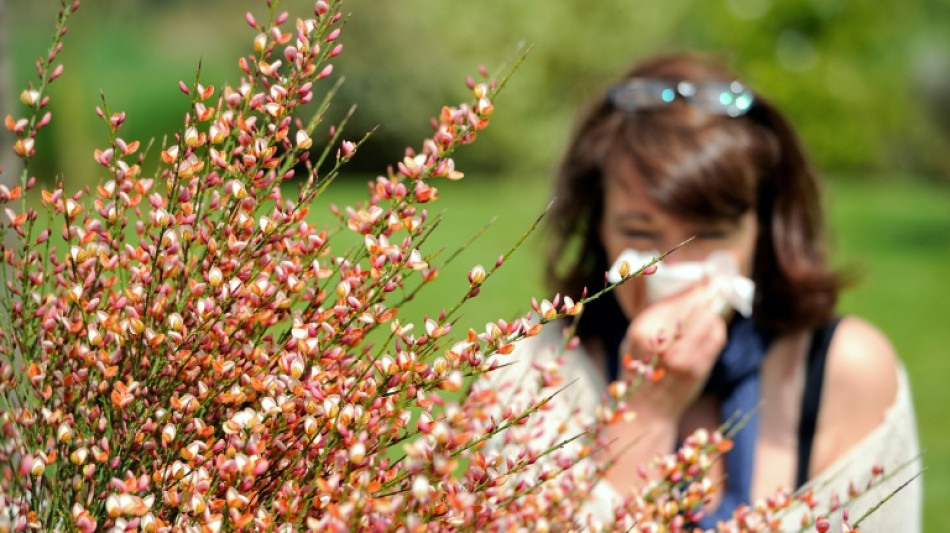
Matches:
[547,52,846,337]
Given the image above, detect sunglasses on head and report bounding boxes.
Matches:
[608,78,755,117]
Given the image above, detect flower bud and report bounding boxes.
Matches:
[295,130,312,149]
[14,138,35,157]
[264,102,284,117]
[475,97,493,116]
[161,424,176,445]
[289,357,305,379]
[208,267,223,288]
[57,422,74,443]
[188,494,206,514]
[472,83,488,100]
[339,140,355,159]
[442,370,463,392]
[141,514,157,533]
[411,475,431,501]
[259,215,276,234]
[184,126,202,147]
[316,64,333,80]
[607,381,627,399]
[31,455,46,476]
[336,281,350,300]
[70,447,89,465]
[161,145,179,164]
[209,122,228,144]
[153,208,171,227]
[227,180,247,199]
[618,260,631,279]
[167,313,183,332]
[468,264,486,286]
[20,89,41,106]
[349,442,366,464]
[87,326,102,347]
[68,284,83,303]
[176,155,203,179]
[254,33,267,53]
[303,416,318,437]
[226,487,249,510]
[64,198,82,218]
[129,317,145,335]
[105,494,121,518]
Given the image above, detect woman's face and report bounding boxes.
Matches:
[599,157,759,320]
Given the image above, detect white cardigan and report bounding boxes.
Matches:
[487,323,922,531]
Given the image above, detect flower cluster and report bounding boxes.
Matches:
[0,1,899,532]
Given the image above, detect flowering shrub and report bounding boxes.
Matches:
[0,1,902,532]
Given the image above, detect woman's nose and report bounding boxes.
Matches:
[657,237,707,264]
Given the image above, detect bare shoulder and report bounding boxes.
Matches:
[824,316,898,407]
[812,316,899,472]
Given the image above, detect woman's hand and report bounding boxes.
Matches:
[621,280,728,422]
[600,280,728,493]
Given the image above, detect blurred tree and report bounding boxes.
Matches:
[676,0,950,175]
[7,0,949,184]
[332,0,950,179]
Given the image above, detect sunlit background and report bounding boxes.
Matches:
[4,0,948,527]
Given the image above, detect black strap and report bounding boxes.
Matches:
[795,318,841,488]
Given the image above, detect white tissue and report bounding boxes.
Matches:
[606,249,756,317]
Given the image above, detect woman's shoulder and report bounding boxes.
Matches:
[822,316,899,424]
[785,317,922,531]
[813,316,902,473]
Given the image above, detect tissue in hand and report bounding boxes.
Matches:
[606,249,755,317]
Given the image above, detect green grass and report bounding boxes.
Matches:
[311,175,551,333]
[827,178,950,529]
[320,173,949,529]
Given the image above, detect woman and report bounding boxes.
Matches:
[510,53,921,529]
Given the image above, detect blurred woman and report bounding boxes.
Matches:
[517,52,921,530]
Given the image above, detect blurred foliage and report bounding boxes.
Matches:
[333,0,950,178]
[5,0,950,189]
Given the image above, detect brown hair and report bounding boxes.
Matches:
[547,53,845,337]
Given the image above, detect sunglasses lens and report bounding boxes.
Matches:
[609,79,755,116]
[609,80,674,110]
[694,82,755,117]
